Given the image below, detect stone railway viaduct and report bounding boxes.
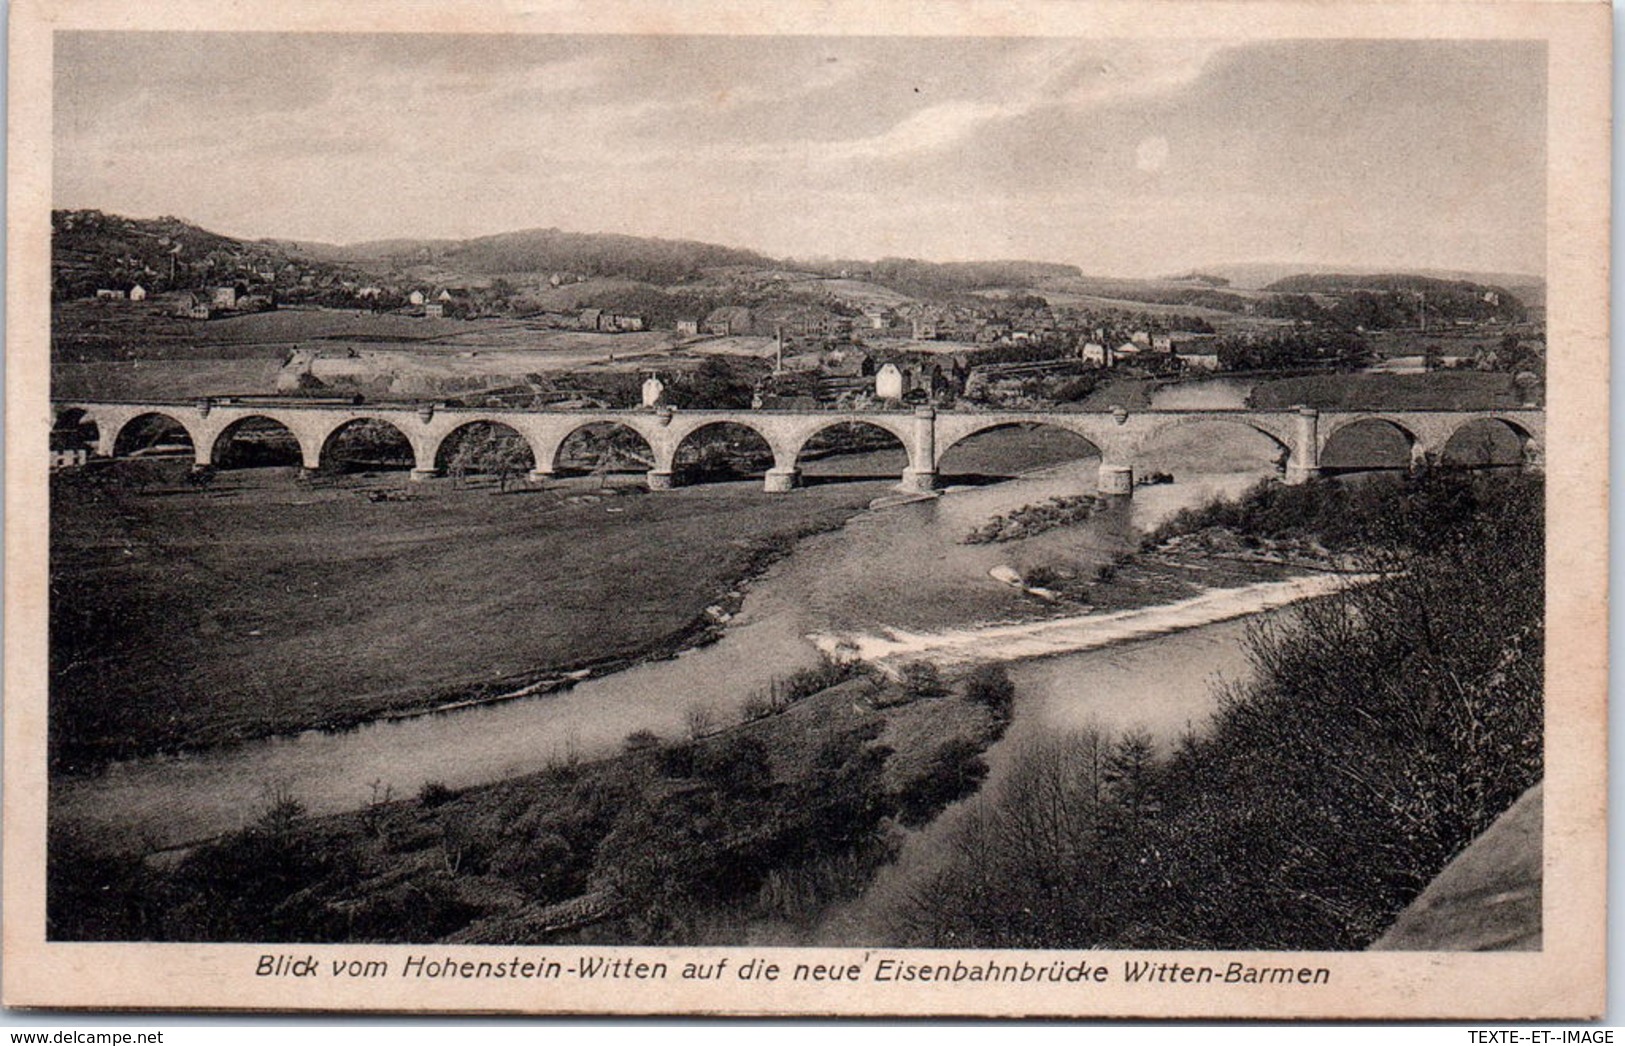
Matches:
[56,399,1545,495]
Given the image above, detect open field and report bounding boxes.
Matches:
[49,464,887,767]
[54,359,285,400]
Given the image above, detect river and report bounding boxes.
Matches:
[54,423,1291,854]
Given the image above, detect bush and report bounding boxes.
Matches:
[962,663,1015,718]
[622,730,663,754]
[895,737,990,827]
[693,736,774,795]
[684,703,717,740]
[417,780,456,807]
[1022,565,1065,589]
[898,661,946,698]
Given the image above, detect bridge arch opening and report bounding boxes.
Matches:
[1440,418,1531,469]
[212,416,303,469]
[319,418,415,473]
[1133,419,1289,478]
[938,422,1101,485]
[674,422,775,485]
[1319,418,1418,473]
[112,412,195,459]
[435,421,536,485]
[553,422,654,482]
[794,422,909,485]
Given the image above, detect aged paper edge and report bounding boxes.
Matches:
[3,0,1610,1020]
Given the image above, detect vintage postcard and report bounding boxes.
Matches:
[4,0,1609,1020]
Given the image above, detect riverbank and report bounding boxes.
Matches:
[51,662,1011,944]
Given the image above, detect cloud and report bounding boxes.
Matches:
[51,34,1544,275]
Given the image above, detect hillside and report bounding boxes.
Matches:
[51,210,362,300]
[1260,272,1526,326]
[336,227,774,284]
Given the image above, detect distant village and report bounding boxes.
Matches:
[59,207,1540,421]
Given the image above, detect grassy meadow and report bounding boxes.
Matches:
[49,463,886,768]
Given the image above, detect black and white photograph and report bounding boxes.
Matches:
[7,0,1609,1020]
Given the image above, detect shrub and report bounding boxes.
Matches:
[898,661,946,698]
[895,737,990,827]
[693,736,774,795]
[1022,565,1064,589]
[417,780,456,807]
[622,729,663,754]
[684,703,717,740]
[739,693,778,722]
[656,742,697,779]
[962,663,1016,718]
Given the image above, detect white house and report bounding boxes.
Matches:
[408,290,426,306]
[641,374,667,407]
[129,284,147,302]
[875,362,910,400]
[1081,341,1112,366]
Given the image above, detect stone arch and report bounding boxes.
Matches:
[111,411,197,458]
[431,420,538,478]
[1440,416,1535,468]
[211,415,306,469]
[672,420,776,484]
[791,420,912,484]
[317,417,418,472]
[1318,416,1421,471]
[551,420,656,477]
[936,420,1103,482]
[1131,415,1294,475]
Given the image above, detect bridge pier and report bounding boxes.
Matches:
[646,470,676,491]
[409,468,438,483]
[526,467,555,485]
[907,405,938,493]
[1097,464,1134,496]
[763,467,801,493]
[899,468,938,493]
[1286,406,1321,485]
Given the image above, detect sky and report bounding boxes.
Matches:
[53,33,1546,277]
